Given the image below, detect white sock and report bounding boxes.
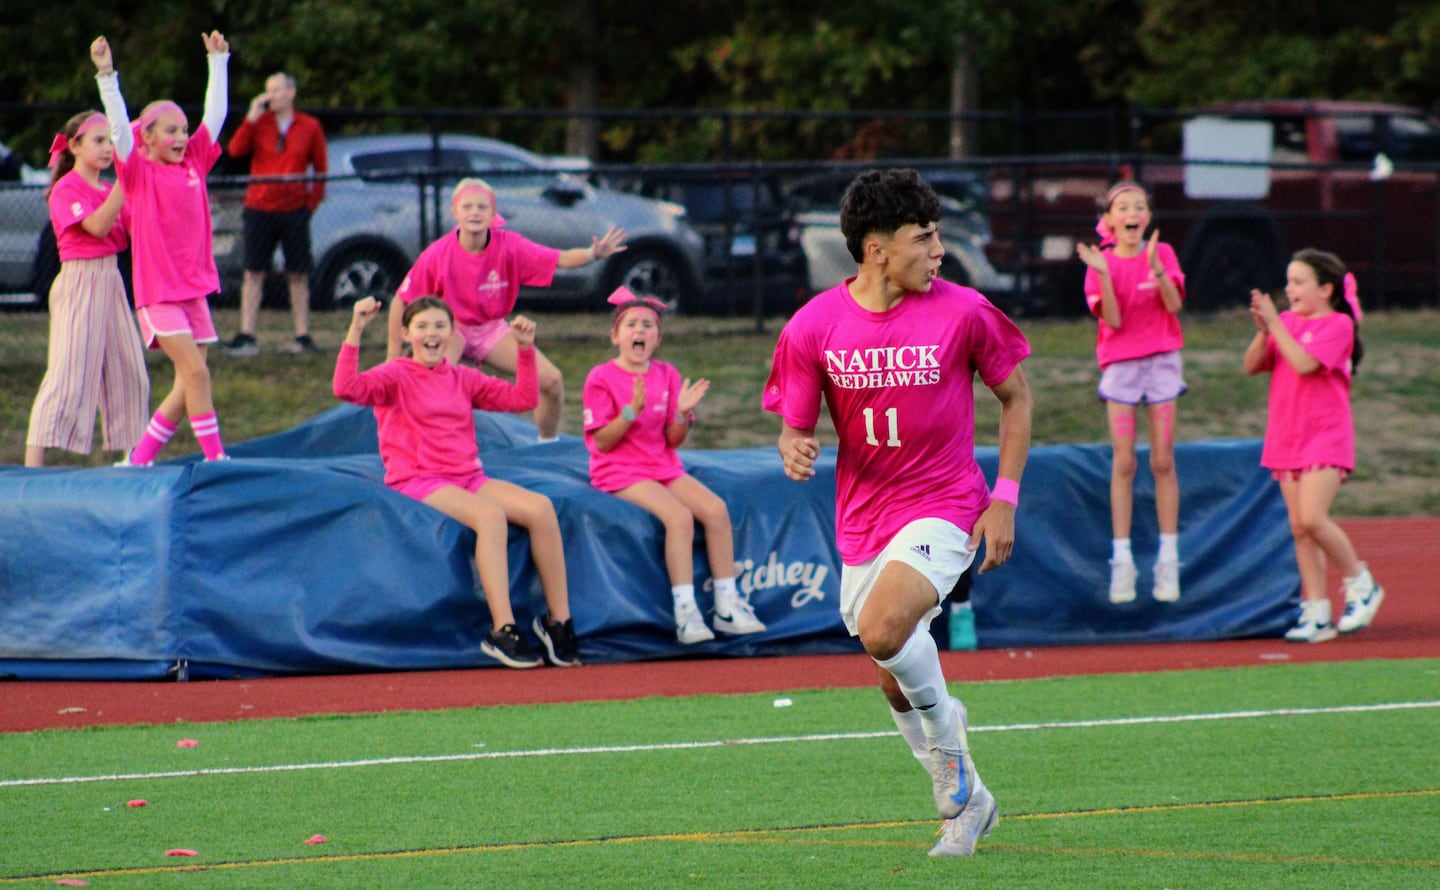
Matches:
[874,630,955,743]
[1305,598,1332,624]
[1159,533,1179,563]
[1112,538,1134,564]
[672,584,697,617]
[713,576,738,611]
[537,434,559,444]
[890,705,930,768]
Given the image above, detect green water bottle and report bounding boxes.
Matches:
[948,601,977,651]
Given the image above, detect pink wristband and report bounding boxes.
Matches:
[990,477,1020,506]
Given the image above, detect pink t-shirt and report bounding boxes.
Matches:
[1083,243,1185,368]
[395,228,560,327]
[763,278,1031,564]
[333,343,538,489]
[49,171,128,260]
[115,125,222,307]
[582,358,686,492]
[1256,310,1355,471]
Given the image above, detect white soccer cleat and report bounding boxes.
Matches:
[928,697,977,819]
[929,777,999,857]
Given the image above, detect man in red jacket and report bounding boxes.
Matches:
[223,72,328,355]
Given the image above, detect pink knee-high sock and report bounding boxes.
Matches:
[129,413,178,465]
[189,411,227,461]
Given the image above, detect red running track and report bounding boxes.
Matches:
[3,518,1434,733]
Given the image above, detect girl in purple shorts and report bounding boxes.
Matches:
[334,296,578,669]
[1244,248,1384,642]
[93,32,232,464]
[582,287,764,644]
[1076,181,1186,603]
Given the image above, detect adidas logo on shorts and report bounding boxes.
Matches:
[910,544,931,562]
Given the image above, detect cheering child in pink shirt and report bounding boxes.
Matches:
[93,32,231,464]
[1245,248,1384,643]
[25,110,147,467]
[1076,181,1186,604]
[388,177,627,441]
[582,287,765,645]
[335,296,579,669]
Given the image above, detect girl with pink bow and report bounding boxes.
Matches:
[24,111,148,467]
[1075,181,1187,605]
[581,287,765,644]
[1245,248,1383,643]
[93,31,233,465]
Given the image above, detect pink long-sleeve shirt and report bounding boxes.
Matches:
[333,343,536,489]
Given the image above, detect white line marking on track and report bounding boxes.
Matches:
[4,700,1437,789]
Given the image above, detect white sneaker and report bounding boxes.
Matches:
[1285,600,1338,643]
[1337,566,1385,633]
[929,777,998,857]
[1152,558,1181,602]
[675,599,715,644]
[713,595,766,634]
[1109,559,1137,603]
[928,697,977,819]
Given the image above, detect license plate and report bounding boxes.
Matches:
[730,233,756,257]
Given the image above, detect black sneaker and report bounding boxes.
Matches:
[480,623,542,669]
[222,332,259,357]
[281,334,322,355]
[532,613,580,667]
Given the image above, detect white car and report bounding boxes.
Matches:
[211,133,707,311]
[0,143,58,307]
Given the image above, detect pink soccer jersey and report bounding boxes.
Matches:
[763,278,1030,564]
[115,124,222,307]
[394,228,560,327]
[333,343,538,490]
[1258,310,1355,472]
[1083,242,1185,368]
[582,359,686,492]
[49,171,128,260]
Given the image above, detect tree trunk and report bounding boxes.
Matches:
[949,33,979,159]
[565,0,600,159]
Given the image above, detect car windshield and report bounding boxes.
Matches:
[349,147,554,191]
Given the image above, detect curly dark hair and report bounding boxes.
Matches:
[839,169,941,263]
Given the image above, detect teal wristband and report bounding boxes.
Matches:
[621,405,637,421]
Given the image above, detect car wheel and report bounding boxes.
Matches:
[605,249,690,311]
[31,226,60,311]
[313,246,407,310]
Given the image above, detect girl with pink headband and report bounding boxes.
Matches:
[581,286,764,644]
[387,176,628,442]
[1075,181,1187,604]
[1245,248,1383,643]
[93,31,233,465]
[24,110,148,467]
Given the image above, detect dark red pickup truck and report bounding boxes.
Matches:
[987,101,1440,313]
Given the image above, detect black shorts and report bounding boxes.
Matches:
[242,207,314,274]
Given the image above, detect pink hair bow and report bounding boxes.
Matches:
[607,286,666,311]
[1343,273,1362,323]
[47,133,69,168]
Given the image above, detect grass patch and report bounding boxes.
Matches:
[1,660,1438,887]
[2,306,1437,514]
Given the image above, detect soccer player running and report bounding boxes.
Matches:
[764,169,1032,857]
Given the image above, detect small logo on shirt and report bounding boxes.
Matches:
[1301,331,1314,344]
[910,544,932,562]
[477,270,508,292]
[70,201,85,218]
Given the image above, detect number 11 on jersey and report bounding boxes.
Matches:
[863,406,901,447]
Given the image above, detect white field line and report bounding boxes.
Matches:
[4,699,1438,790]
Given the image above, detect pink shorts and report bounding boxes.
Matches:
[456,319,511,363]
[1099,350,1186,405]
[1270,465,1350,483]
[394,468,489,502]
[136,298,218,349]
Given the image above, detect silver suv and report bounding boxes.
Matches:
[211,133,706,310]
